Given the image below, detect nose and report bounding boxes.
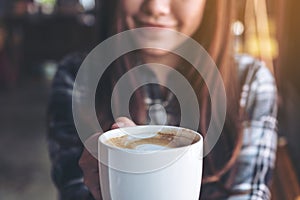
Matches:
[142,0,171,17]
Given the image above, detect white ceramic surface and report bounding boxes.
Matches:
[98,125,203,200]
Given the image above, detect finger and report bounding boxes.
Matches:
[79,149,102,200]
[79,148,97,169]
[111,117,136,129]
[88,184,102,200]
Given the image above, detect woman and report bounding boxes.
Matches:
[47,0,278,199]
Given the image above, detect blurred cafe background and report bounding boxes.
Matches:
[0,0,299,199]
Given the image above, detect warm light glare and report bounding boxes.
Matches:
[243,0,278,74]
[245,36,278,58]
[232,21,245,36]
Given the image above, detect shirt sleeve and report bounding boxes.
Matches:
[47,53,95,200]
[227,62,278,200]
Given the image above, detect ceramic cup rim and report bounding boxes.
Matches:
[99,125,202,154]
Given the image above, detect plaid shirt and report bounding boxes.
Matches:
[48,53,277,200]
[143,54,278,200]
[227,55,278,200]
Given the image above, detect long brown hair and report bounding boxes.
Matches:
[192,1,244,197]
[178,1,244,197]
[97,0,242,198]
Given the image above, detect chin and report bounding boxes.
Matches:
[141,48,171,57]
[132,27,182,50]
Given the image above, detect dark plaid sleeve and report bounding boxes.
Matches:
[47,53,95,200]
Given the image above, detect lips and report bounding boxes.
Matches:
[135,17,177,29]
[138,22,173,28]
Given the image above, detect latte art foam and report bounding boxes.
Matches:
[105,131,199,151]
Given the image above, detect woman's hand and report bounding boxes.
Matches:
[79,117,136,200]
[111,117,136,129]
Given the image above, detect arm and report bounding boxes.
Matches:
[228,64,278,200]
[47,53,94,200]
[79,117,136,200]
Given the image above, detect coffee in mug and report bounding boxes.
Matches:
[105,130,199,151]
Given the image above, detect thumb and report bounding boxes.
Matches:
[111,117,136,129]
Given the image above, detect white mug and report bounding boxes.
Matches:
[98,125,203,200]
